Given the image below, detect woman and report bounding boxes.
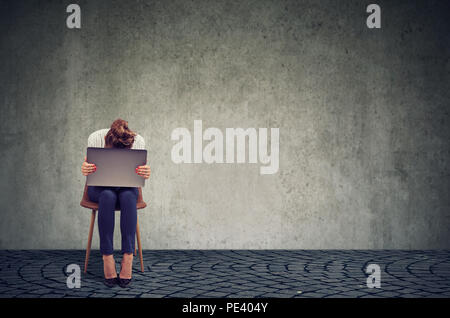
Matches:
[81,119,151,288]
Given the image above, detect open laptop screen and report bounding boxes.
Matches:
[86,147,147,187]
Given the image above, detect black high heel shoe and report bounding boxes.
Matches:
[102,255,118,287]
[118,259,132,288]
[117,276,132,288]
[103,276,118,288]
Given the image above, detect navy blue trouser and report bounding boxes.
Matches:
[87,186,138,255]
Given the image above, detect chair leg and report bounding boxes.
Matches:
[136,214,144,272]
[84,209,97,273]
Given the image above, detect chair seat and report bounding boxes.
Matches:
[80,201,147,210]
[80,183,147,210]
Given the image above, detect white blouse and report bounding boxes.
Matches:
[87,129,145,150]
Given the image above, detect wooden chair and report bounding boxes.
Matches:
[80,183,146,273]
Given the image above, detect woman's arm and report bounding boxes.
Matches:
[81,156,96,176]
[136,165,150,179]
[134,135,150,178]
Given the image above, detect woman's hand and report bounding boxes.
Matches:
[81,156,96,176]
[136,165,151,179]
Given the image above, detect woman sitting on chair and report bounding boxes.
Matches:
[81,119,150,288]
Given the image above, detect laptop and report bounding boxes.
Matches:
[86,147,147,187]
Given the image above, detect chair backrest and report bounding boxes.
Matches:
[137,187,145,205]
[80,182,146,210]
[81,183,90,204]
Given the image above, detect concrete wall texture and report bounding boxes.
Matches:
[1,0,449,249]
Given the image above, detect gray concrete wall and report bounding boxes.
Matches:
[0,0,449,249]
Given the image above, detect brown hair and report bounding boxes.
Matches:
[105,119,136,149]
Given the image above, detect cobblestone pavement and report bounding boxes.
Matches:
[0,250,449,298]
